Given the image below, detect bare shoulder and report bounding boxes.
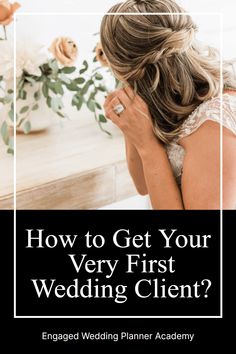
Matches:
[179,120,220,150]
[179,120,236,209]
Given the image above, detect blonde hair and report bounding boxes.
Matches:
[100,0,236,143]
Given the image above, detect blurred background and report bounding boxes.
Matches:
[0,0,235,210]
[16,0,236,58]
[15,0,236,59]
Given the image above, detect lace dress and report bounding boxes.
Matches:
[166,93,236,186]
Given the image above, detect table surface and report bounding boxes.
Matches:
[0,114,137,209]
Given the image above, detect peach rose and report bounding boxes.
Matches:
[49,37,78,67]
[95,43,109,67]
[0,0,20,25]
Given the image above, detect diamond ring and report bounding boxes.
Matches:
[113,103,125,115]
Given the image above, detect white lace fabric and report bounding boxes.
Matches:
[166,93,236,183]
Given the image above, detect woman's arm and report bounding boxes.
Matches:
[124,136,148,195]
[137,139,184,209]
[180,120,236,209]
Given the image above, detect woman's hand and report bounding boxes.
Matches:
[103,86,159,153]
[104,86,183,209]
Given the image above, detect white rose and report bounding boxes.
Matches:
[16,39,48,77]
[0,40,13,81]
[0,38,48,83]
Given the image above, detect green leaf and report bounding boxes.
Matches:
[20,106,29,114]
[56,111,65,118]
[79,60,88,74]
[80,80,93,95]
[17,117,26,127]
[34,90,41,101]
[58,73,71,84]
[48,59,59,73]
[23,121,31,134]
[40,63,51,76]
[97,85,107,92]
[95,102,102,109]
[42,82,49,98]
[74,77,85,85]
[25,76,36,85]
[97,120,112,137]
[65,82,78,91]
[93,56,97,62]
[46,96,51,108]
[89,90,97,101]
[8,109,14,122]
[95,73,103,80]
[72,96,78,105]
[18,89,27,100]
[87,99,96,113]
[99,114,107,123]
[61,66,76,74]
[54,82,64,95]
[1,121,9,145]
[8,89,14,94]
[7,147,14,155]
[32,104,39,111]
[47,82,57,94]
[0,75,3,81]
[47,81,64,95]
[72,95,83,111]
[17,79,24,91]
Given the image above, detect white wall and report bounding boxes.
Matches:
[16,0,236,60]
[17,0,236,17]
[16,14,103,71]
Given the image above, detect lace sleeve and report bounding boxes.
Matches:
[176,94,236,142]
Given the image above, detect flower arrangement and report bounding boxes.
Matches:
[0,0,20,30]
[0,0,20,153]
[0,2,119,154]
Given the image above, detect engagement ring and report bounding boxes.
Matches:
[113,103,125,115]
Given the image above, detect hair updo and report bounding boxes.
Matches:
[100,0,236,143]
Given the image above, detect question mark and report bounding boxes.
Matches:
[201,279,211,298]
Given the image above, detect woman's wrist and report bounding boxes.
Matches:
[124,135,138,155]
[136,137,165,161]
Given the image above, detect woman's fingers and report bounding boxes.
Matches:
[104,97,120,118]
[124,86,135,101]
[106,109,120,125]
[104,86,144,111]
[103,91,117,109]
[104,88,131,110]
[115,89,131,108]
[111,96,120,107]
[124,86,145,108]
[104,87,148,128]
[124,86,146,105]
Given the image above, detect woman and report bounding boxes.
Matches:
[101,0,236,209]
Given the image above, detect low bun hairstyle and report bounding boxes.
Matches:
[100,0,236,143]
